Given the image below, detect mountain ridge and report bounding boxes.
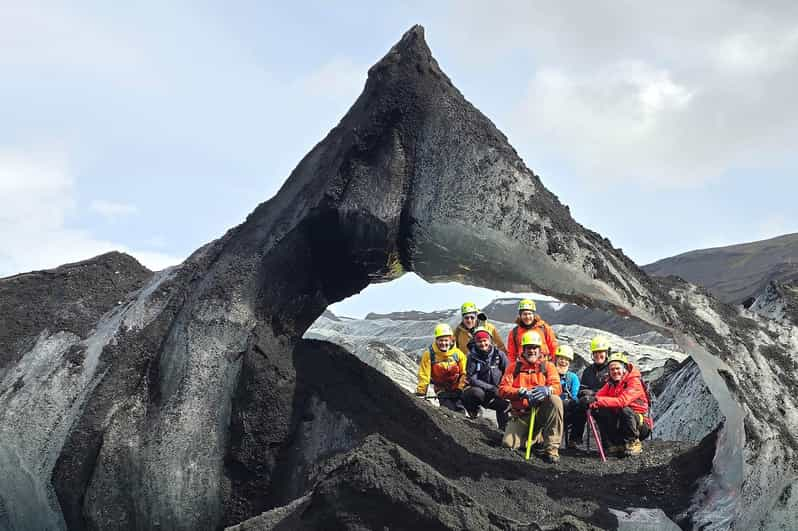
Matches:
[643,232,798,304]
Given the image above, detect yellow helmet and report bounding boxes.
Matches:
[520,331,543,347]
[460,302,479,315]
[518,299,536,312]
[555,345,574,361]
[607,351,629,366]
[433,323,453,338]
[590,335,611,352]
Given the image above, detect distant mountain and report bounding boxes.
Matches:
[364,309,455,321]
[643,233,798,305]
[482,298,656,336]
[354,297,657,337]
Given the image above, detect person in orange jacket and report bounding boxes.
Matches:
[579,351,652,457]
[498,330,564,463]
[505,299,558,362]
[416,323,467,413]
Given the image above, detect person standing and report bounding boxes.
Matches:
[454,301,505,353]
[505,299,558,362]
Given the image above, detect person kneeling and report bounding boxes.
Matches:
[580,352,652,457]
[463,327,511,429]
[498,331,563,463]
[554,345,580,448]
[416,323,467,413]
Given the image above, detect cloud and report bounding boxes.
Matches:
[90,199,139,219]
[0,4,149,79]
[0,148,181,276]
[444,2,798,189]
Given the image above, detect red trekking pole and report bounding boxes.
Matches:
[586,410,606,462]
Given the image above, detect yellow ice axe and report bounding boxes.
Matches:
[524,407,538,460]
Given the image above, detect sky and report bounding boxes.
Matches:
[2,1,797,317]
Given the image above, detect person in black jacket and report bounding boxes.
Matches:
[462,327,511,430]
[569,335,611,448]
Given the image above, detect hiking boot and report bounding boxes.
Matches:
[567,437,581,450]
[542,448,560,464]
[606,444,625,456]
[466,407,482,420]
[624,439,643,456]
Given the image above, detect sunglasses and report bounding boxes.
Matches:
[463,315,477,320]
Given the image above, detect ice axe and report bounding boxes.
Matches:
[586,409,606,462]
[524,407,538,460]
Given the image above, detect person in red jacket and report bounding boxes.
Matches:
[505,299,558,362]
[579,351,652,457]
[498,330,563,463]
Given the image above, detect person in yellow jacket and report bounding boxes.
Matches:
[416,323,468,412]
[454,301,506,354]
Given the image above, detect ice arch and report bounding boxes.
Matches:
[7,25,793,531]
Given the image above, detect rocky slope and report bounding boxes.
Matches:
[643,232,798,305]
[1,25,796,531]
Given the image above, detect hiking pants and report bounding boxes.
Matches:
[570,402,588,442]
[593,406,651,445]
[436,390,465,413]
[462,386,510,430]
[563,398,579,440]
[501,394,563,450]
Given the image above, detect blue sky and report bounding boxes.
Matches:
[2,2,797,317]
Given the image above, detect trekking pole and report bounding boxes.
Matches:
[586,410,606,462]
[524,407,538,460]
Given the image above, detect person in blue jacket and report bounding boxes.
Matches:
[462,327,511,430]
[554,345,581,448]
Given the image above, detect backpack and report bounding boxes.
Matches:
[474,349,502,373]
[513,358,549,378]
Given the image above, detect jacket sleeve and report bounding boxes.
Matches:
[491,324,506,352]
[596,377,645,409]
[454,327,468,354]
[569,373,580,400]
[456,350,468,390]
[545,323,558,360]
[505,327,517,362]
[498,368,518,400]
[416,350,431,395]
[545,363,562,395]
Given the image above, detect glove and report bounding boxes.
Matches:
[589,401,600,410]
[528,385,551,403]
[577,389,595,400]
[579,394,597,407]
[518,387,529,399]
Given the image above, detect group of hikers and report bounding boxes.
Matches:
[415,300,653,464]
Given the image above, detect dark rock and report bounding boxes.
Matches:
[0,251,152,371]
